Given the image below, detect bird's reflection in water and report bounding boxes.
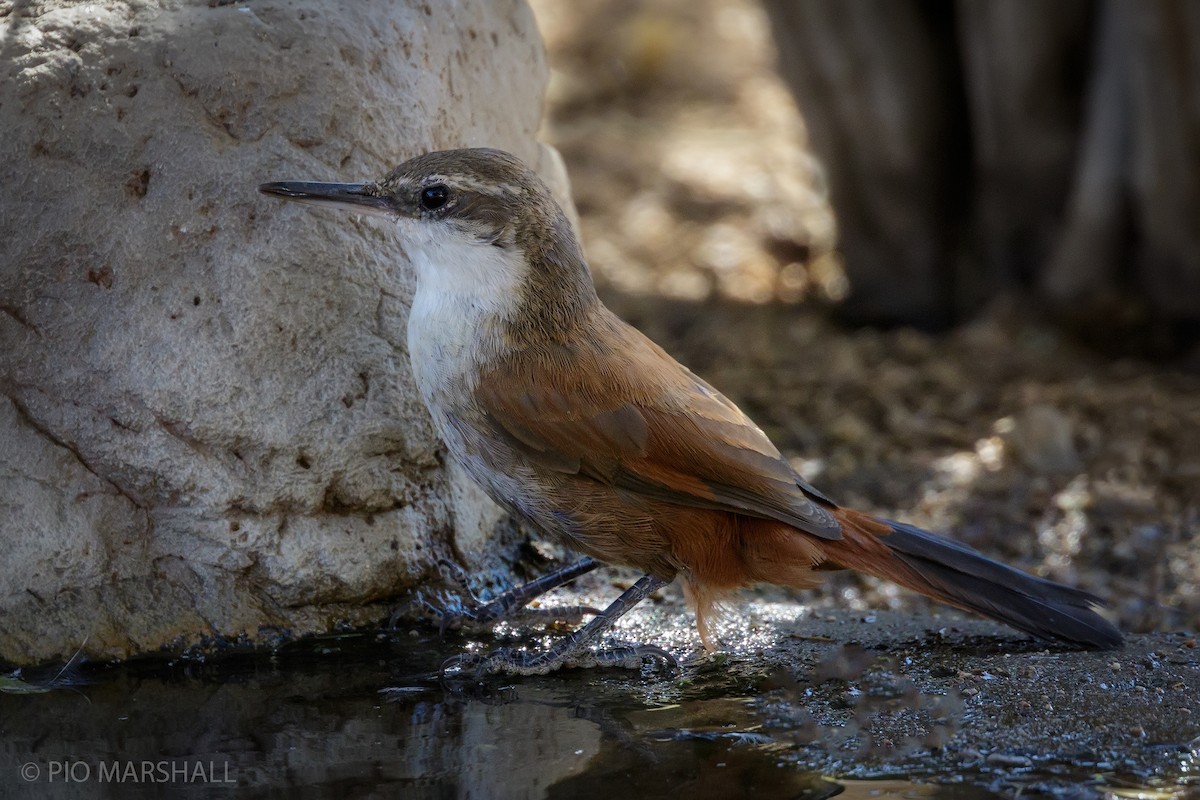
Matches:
[0,632,1003,799]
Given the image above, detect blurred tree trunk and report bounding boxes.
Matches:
[759,1,970,328]
[763,0,1200,348]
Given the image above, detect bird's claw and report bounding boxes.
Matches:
[587,644,680,672]
[424,559,599,633]
[440,647,534,680]
[401,589,475,634]
[440,643,680,679]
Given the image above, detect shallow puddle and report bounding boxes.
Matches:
[0,630,1195,798]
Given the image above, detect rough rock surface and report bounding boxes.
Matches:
[0,0,566,664]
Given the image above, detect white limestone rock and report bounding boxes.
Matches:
[0,0,568,663]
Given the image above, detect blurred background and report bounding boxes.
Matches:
[528,0,1199,634]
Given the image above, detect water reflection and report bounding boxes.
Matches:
[0,632,1105,798]
[1,633,815,798]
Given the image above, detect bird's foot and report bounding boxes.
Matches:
[437,572,676,683]
[411,588,482,635]
[441,642,679,678]
[417,559,601,634]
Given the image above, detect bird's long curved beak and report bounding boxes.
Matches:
[258,181,396,217]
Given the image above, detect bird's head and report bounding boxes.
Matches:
[260,148,596,336]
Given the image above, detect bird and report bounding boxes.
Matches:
[259,148,1122,675]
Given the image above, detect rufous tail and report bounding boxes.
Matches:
[821,508,1123,649]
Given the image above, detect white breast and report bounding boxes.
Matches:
[401,223,525,410]
[397,221,566,533]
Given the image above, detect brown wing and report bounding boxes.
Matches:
[474,309,842,540]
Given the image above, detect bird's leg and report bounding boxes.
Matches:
[442,574,678,677]
[422,557,602,633]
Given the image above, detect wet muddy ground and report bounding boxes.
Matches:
[3,584,1198,798]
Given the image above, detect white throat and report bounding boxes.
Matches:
[401,222,526,403]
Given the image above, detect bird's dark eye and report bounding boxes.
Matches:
[419,184,450,211]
